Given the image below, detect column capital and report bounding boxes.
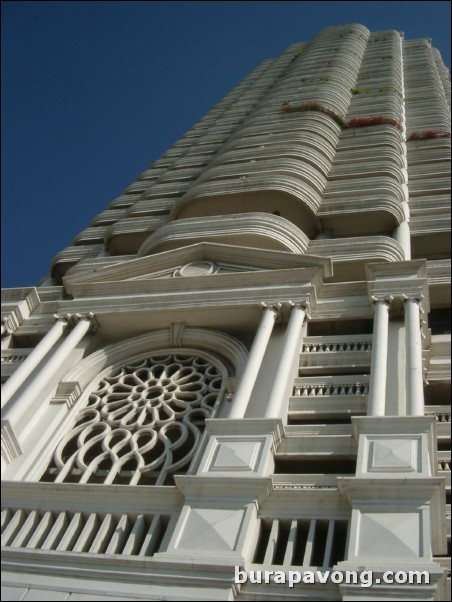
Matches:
[54,312,97,332]
[259,301,282,321]
[366,261,430,314]
[260,300,310,322]
[285,299,311,319]
[53,313,69,325]
[1,315,18,338]
[370,294,427,317]
[370,295,392,306]
[402,292,425,305]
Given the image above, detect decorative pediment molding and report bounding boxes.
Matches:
[62,242,332,298]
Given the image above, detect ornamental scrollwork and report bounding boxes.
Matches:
[42,353,223,486]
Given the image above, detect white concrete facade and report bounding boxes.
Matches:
[2,24,450,601]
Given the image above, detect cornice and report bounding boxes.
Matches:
[1,288,40,337]
[1,480,183,514]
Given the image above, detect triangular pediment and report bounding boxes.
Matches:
[62,243,332,298]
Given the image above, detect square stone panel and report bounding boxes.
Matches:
[209,440,262,472]
[357,512,421,559]
[367,438,418,472]
[175,508,245,552]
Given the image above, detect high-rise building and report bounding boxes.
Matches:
[1,23,450,601]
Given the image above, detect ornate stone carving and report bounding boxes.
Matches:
[42,352,223,486]
[174,261,219,277]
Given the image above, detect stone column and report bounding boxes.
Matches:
[393,221,411,260]
[404,296,425,416]
[367,298,390,417]
[229,304,279,419]
[265,303,307,419]
[1,317,69,404]
[2,314,94,460]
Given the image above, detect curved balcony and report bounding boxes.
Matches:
[124,198,175,218]
[357,66,403,89]
[194,158,327,194]
[336,124,404,153]
[309,235,405,281]
[226,110,342,147]
[138,212,310,257]
[411,217,450,238]
[332,146,405,167]
[123,180,153,195]
[51,245,104,279]
[257,87,353,120]
[220,130,338,162]
[90,208,129,226]
[329,160,406,183]
[405,100,450,124]
[136,166,167,180]
[347,96,404,124]
[108,193,142,209]
[209,144,332,177]
[72,226,108,246]
[170,175,321,238]
[319,180,406,237]
[105,216,169,255]
[140,181,191,200]
[406,138,451,163]
[408,160,451,180]
[158,168,208,185]
[408,175,450,196]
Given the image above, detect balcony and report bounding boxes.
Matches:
[1,481,181,560]
[289,375,370,421]
[138,213,310,257]
[309,236,405,281]
[299,335,372,374]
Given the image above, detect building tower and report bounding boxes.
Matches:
[2,24,450,601]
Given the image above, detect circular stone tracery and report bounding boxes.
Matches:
[43,353,223,486]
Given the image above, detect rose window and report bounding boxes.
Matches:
[41,353,223,486]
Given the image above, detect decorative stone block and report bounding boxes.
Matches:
[338,476,447,556]
[207,439,264,473]
[356,510,422,559]
[1,420,23,466]
[174,507,246,552]
[352,416,437,477]
[196,418,283,477]
[366,437,420,473]
[49,381,82,408]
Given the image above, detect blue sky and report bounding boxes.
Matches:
[2,1,450,288]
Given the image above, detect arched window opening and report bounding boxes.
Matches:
[41,352,224,486]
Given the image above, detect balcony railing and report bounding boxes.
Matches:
[1,482,181,559]
[1,349,32,379]
[301,336,372,353]
[293,375,370,396]
[253,517,349,568]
